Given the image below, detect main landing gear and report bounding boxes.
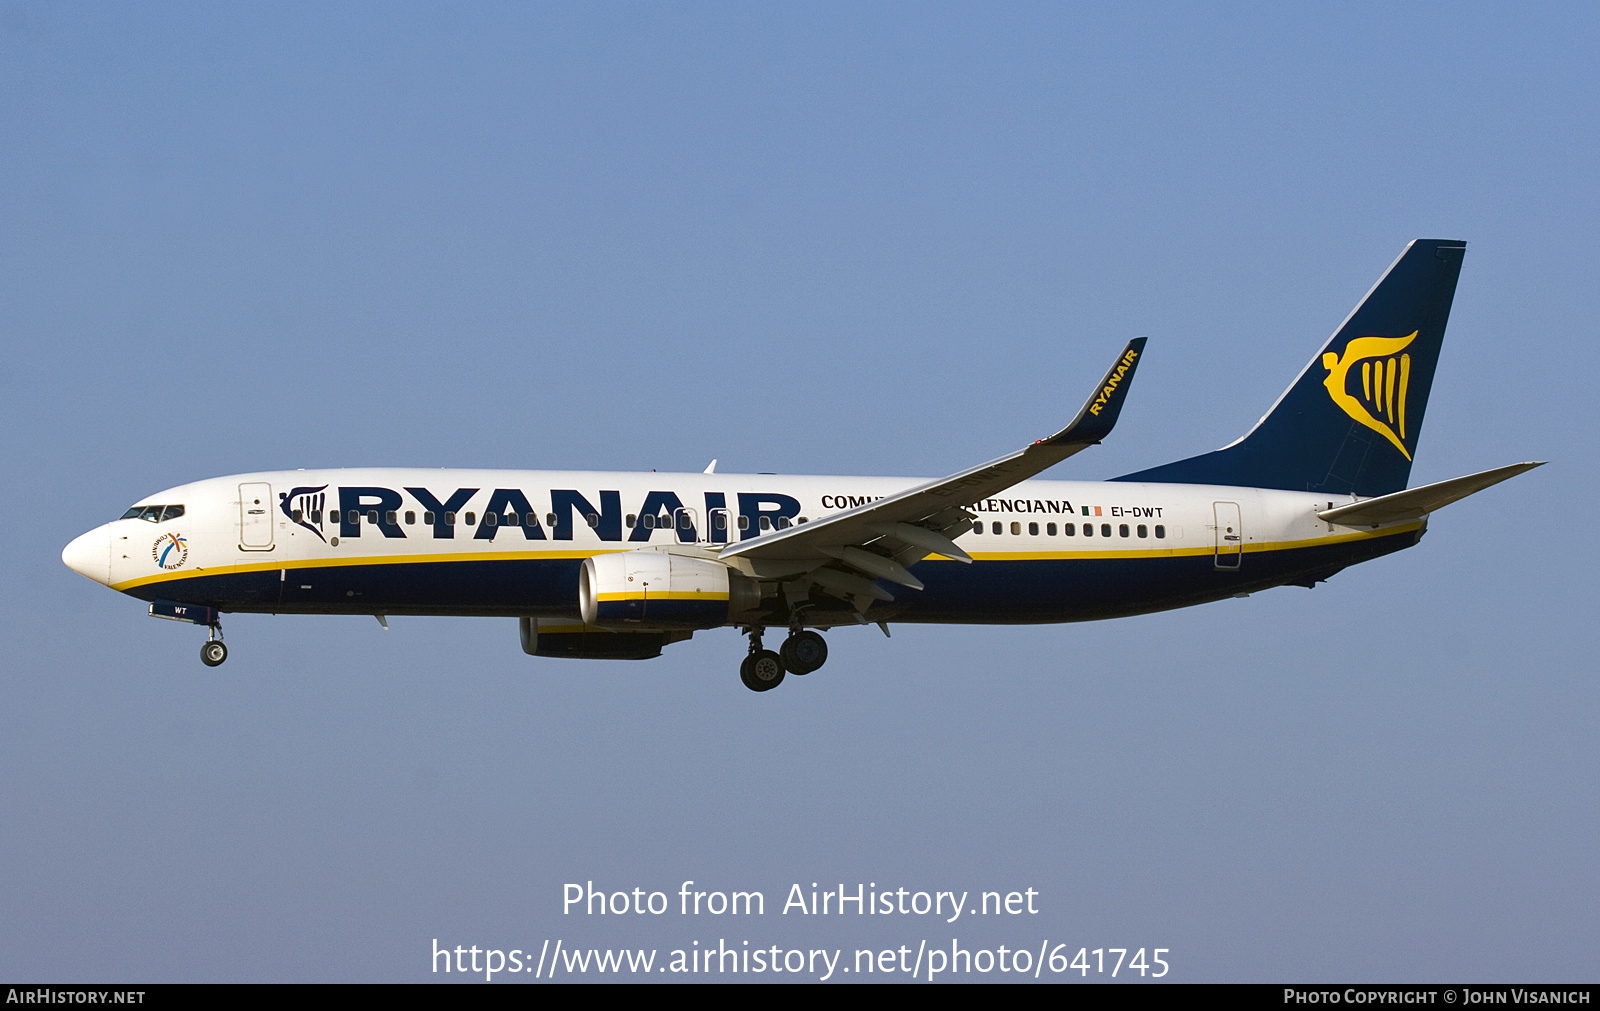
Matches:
[780,630,828,675]
[200,623,228,667]
[738,627,829,692]
[739,627,784,692]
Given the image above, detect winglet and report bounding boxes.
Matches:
[1038,337,1147,447]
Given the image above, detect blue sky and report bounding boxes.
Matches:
[3,3,1596,982]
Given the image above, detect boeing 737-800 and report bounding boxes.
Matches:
[62,239,1539,691]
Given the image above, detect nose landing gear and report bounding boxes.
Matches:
[200,623,227,667]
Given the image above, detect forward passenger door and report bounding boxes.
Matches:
[239,482,275,550]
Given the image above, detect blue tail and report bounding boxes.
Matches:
[1114,239,1466,497]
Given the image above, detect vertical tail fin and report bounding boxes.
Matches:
[1114,239,1466,496]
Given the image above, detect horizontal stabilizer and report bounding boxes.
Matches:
[1318,462,1543,527]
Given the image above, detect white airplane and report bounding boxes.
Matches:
[62,239,1539,691]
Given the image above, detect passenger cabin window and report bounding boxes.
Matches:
[484,512,497,527]
[584,513,598,528]
[1047,523,1057,536]
[405,511,416,525]
[1083,523,1093,537]
[972,521,983,534]
[445,511,456,526]
[424,511,435,525]
[1101,523,1112,537]
[991,522,1001,535]
[1119,524,1129,537]
[714,514,727,531]
[760,516,772,530]
[626,514,637,528]
[1155,525,1166,539]
[292,509,302,522]
[1065,523,1075,536]
[1028,522,1039,536]
[1137,524,1148,538]
[465,512,477,526]
[642,514,655,529]
[1010,522,1021,535]
[738,516,750,530]
[386,511,398,525]
[367,510,379,525]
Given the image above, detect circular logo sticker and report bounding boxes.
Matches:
[153,532,188,570]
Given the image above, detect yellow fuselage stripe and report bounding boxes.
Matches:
[596,591,729,602]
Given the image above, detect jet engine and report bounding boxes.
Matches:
[580,550,761,629]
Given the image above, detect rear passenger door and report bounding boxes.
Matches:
[1213,501,1241,570]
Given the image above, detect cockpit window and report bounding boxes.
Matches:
[120,504,184,522]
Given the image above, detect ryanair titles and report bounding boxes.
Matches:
[278,485,803,545]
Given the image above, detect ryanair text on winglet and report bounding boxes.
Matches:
[1088,347,1140,416]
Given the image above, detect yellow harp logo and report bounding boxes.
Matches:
[1321,331,1418,460]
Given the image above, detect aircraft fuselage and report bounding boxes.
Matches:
[70,468,1418,625]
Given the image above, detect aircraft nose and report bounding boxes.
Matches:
[62,525,112,586]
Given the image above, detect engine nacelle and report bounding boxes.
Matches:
[580,550,759,629]
[519,617,690,660]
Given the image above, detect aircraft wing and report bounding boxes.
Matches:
[719,339,1146,589]
[1316,461,1544,528]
